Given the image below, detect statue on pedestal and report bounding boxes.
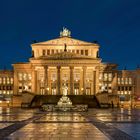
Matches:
[62,83,68,95]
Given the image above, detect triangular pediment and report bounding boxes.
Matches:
[32,37,96,46]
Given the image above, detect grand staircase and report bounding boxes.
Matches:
[29,95,100,108]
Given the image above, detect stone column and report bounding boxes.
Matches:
[57,66,61,95]
[83,66,87,95]
[13,70,18,95]
[44,66,48,94]
[95,68,99,94]
[93,71,96,95]
[70,66,74,95]
[31,70,37,93]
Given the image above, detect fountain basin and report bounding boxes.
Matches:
[41,104,88,112]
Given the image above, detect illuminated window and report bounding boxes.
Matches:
[129,78,132,84]
[7,77,10,84]
[108,73,112,81]
[99,73,103,80]
[125,78,128,84]
[124,91,127,94]
[104,73,108,81]
[117,91,120,94]
[23,73,27,80]
[18,73,23,81]
[121,78,124,84]
[108,83,112,87]
[7,91,10,94]
[108,89,112,93]
[28,74,32,80]
[3,78,6,84]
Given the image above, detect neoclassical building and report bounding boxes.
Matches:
[0,28,140,107]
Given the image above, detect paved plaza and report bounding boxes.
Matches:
[0,108,139,139]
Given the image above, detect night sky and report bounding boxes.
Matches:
[0,0,140,70]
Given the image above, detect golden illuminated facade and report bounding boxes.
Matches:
[0,28,140,107]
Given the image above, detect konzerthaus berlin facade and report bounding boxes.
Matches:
[0,28,140,107]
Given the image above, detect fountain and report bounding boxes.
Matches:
[41,83,88,112]
[55,84,73,111]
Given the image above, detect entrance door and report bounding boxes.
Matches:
[86,88,91,95]
[51,88,56,95]
[74,89,79,95]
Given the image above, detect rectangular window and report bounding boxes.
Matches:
[7,77,10,84]
[104,73,108,81]
[81,50,84,55]
[42,50,46,56]
[18,73,23,81]
[85,50,88,56]
[125,78,128,84]
[3,78,6,84]
[76,50,80,54]
[129,78,132,84]
[125,87,128,91]
[23,73,27,80]
[129,87,132,91]
[108,73,112,81]
[47,50,50,55]
[99,73,103,80]
[11,78,13,84]
[118,86,121,91]
[28,74,32,80]
[121,78,124,84]
[71,50,74,53]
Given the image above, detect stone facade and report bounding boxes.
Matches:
[0,28,140,107]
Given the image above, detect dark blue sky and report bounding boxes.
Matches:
[0,0,140,70]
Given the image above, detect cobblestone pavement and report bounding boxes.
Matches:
[0,107,139,140]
